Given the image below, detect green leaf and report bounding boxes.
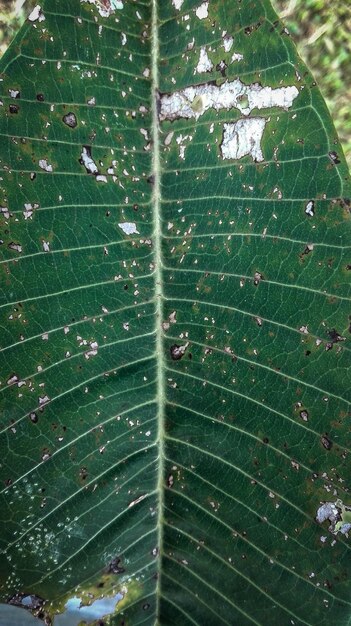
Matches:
[0,0,350,624]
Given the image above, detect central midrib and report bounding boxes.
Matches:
[151,1,165,623]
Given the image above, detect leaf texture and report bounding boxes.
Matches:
[0,0,350,624]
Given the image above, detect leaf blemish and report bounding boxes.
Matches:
[170,342,189,360]
[28,5,45,23]
[305,200,315,217]
[63,112,78,128]
[221,118,267,162]
[81,0,123,19]
[316,500,351,536]
[159,79,299,122]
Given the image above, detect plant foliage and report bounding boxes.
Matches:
[0,1,350,624]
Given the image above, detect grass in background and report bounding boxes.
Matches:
[0,0,350,168]
[272,0,351,170]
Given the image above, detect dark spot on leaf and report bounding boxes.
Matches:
[244,21,262,35]
[147,174,155,185]
[143,603,150,611]
[327,328,346,344]
[321,435,333,450]
[36,93,45,101]
[216,60,227,77]
[4,478,12,486]
[263,437,269,444]
[339,197,351,211]
[329,151,340,165]
[107,557,125,575]
[8,593,44,610]
[9,104,19,114]
[62,112,77,128]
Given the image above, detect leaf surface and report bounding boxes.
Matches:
[0,1,350,624]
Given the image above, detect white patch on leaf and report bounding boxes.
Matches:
[80,147,98,174]
[159,79,299,121]
[39,159,53,172]
[195,2,209,19]
[172,0,184,9]
[80,0,123,18]
[231,52,243,62]
[221,118,267,162]
[118,222,139,235]
[28,5,45,22]
[195,47,213,73]
[176,134,193,160]
[222,35,233,52]
[305,200,315,217]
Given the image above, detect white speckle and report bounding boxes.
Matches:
[9,89,20,99]
[172,0,184,9]
[80,146,98,174]
[195,1,209,19]
[121,32,127,46]
[8,242,22,253]
[164,131,174,146]
[176,134,193,160]
[223,35,233,52]
[305,200,315,217]
[159,79,299,121]
[128,494,147,508]
[118,222,139,235]
[38,395,50,406]
[195,47,213,73]
[123,322,129,331]
[96,174,108,183]
[7,374,18,386]
[143,67,150,78]
[231,52,243,62]
[28,5,45,22]
[80,0,123,18]
[85,341,98,359]
[42,241,50,252]
[87,96,96,106]
[39,159,53,172]
[162,310,177,331]
[221,118,267,162]
[23,203,34,219]
[1,206,10,219]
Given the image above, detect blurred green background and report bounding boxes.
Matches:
[0,0,350,168]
